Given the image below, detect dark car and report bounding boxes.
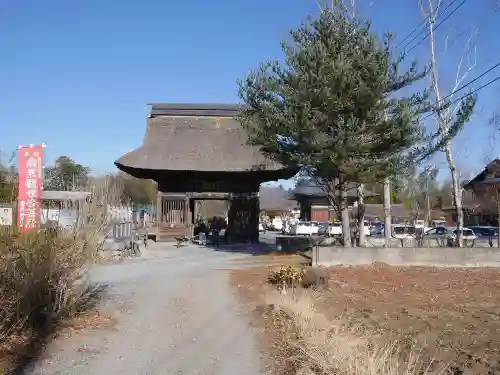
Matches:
[317,222,331,236]
[370,222,384,236]
[468,226,498,238]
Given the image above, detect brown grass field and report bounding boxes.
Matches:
[231,263,500,375]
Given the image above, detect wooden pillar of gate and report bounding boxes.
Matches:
[185,193,192,238]
[156,190,161,241]
[227,191,260,243]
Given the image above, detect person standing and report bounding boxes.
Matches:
[211,216,221,247]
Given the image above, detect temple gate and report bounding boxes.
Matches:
[115,103,297,242]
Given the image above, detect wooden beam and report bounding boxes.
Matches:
[156,190,161,241]
[190,192,231,200]
[158,192,187,199]
[185,193,191,237]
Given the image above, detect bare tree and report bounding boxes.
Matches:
[418,0,477,247]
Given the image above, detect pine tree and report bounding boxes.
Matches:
[238,5,429,246]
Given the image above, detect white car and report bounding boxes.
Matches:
[392,225,416,239]
[290,221,312,235]
[447,228,476,245]
[309,221,320,235]
[271,217,283,231]
[328,222,342,236]
[414,220,426,230]
[361,221,370,236]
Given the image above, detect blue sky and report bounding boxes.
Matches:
[1,0,499,188]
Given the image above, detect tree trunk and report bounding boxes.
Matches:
[383,177,391,247]
[357,184,366,246]
[445,143,463,247]
[426,0,464,247]
[425,174,431,227]
[339,183,351,247]
[497,190,500,248]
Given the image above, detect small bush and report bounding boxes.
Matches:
[268,265,304,288]
[301,267,329,289]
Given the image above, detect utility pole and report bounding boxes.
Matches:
[383,110,392,247]
[383,177,391,247]
[424,172,431,226]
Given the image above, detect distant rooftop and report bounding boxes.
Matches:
[291,179,378,198]
[259,185,299,212]
[41,190,90,201]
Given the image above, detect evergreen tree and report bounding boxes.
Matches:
[238,5,429,246]
[44,156,90,191]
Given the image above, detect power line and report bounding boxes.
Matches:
[405,0,469,54]
[395,9,435,49]
[421,73,500,122]
[396,0,456,49]
[437,61,500,105]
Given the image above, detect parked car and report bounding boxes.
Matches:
[467,226,498,238]
[271,217,283,231]
[317,222,331,236]
[447,228,476,246]
[422,226,449,245]
[309,221,320,235]
[424,226,448,238]
[392,224,416,239]
[370,222,384,236]
[327,222,343,236]
[290,221,312,236]
[282,218,299,234]
[414,220,426,230]
[362,221,371,236]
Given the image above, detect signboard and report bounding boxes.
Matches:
[17,145,44,232]
[0,207,12,226]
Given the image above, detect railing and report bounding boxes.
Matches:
[112,221,133,240]
[108,220,149,256]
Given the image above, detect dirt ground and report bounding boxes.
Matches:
[0,309,116,373]
[231,263,500,375]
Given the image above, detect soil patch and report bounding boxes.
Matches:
[231,263,500,375]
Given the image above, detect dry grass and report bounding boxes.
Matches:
[263,289,438,375]
[0,176,122,372]
[316,264,500,374]
[232,266,455,375]
[233,263,500,374]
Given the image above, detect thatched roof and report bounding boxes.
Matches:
[115,104,294,176]
[259,185,299,212]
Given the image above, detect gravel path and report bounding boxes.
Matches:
[25,243,263,375]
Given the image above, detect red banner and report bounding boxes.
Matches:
[17,145,44,232]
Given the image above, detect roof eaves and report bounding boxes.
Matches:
[148,103,245,118]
